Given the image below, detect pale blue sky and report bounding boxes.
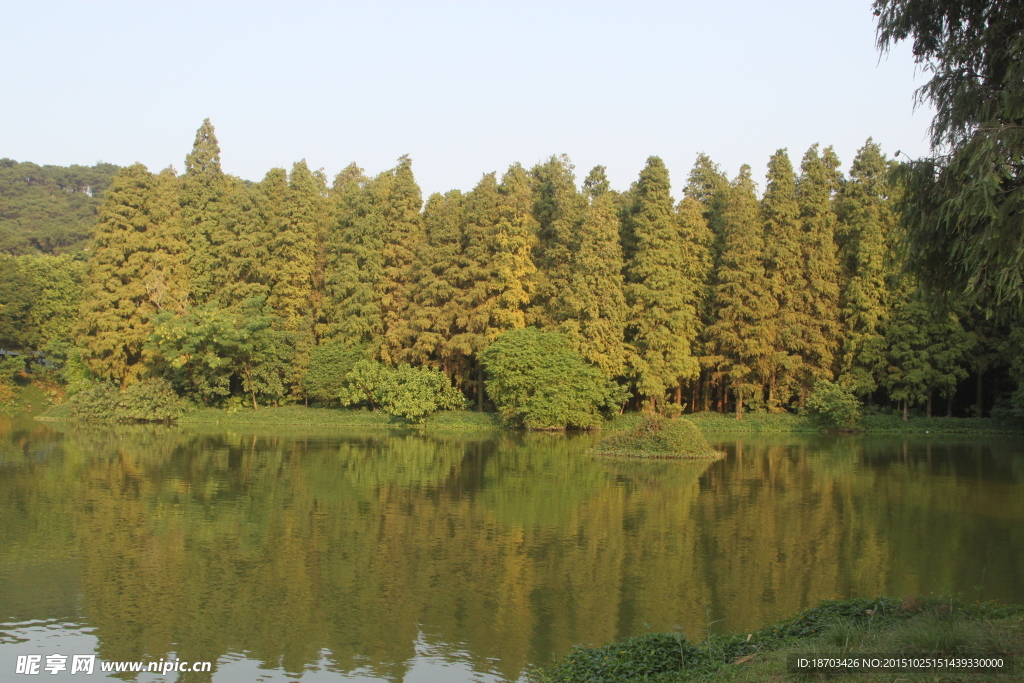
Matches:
[2,1,931,197]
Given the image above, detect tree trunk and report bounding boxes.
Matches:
[976,371,984,417]
[675,382,683,406]
[902,400,908,421]
[691,374,701,413]
[476,365,484,412]
[927,389,933,419]
[947,396,952,417]
[735,385,743,420]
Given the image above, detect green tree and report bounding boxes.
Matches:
[705,166,777,418]
[796,144,842,393]
[553,191,630,379]
[267,161,327,395]
[0,254,40,351]
[301,340,368,406]
[150,298,290,409]
[761,149,806,408]
[450,167,537,408]
[874,0,1024,309]
[376,156,427,366]
[181,118,228,304]
[480,327,624,429]
[529,155,586,328]
[409,190,466,374]
[882,284,971,419]
[835,139,897,398]
[77,164,188,387]
[623,157,710,409]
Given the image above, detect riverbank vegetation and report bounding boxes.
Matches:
[4,117,1024,427]
[530,597,1024,682]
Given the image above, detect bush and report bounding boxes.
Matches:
[68,378,188,422]
[479,327,627,430]
[592,415,723,459]
[806,380,862,429]
[301,341,368,406]
[339,360,466,423]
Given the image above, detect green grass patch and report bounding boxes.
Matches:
[530,597,1024,682]
[592,416,723,459]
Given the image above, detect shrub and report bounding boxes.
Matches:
[479,327,627,430]
[592,415,723,459]
[68,378,188,422]
[806,380,862,429]
[339,360,466,423]
[301,341,367,406]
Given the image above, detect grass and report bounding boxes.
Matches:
[592,416,724,459]
[683,410,1024,435]
[529,597,1024,682]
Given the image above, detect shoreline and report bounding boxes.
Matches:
[529,596,1024,682]
[28,401,1024,436]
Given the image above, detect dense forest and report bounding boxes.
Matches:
[2,119,1022,423]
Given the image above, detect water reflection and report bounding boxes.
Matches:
[1,417,1022,681]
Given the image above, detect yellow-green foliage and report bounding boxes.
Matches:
[592,415,722,459]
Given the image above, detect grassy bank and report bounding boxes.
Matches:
[37,402,503,431]
[35,398,1024,435]
[684,411,1024,435]
[530,597,1024,682]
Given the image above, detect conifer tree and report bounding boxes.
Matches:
[796,144,842,392]
[450,166,537,407]
[761,149,806,407]
[583,165,611,199]
[77,164,188,387]
[883,282,971,419]
[180,118,228,304]
[553,190,629,379]
[325,163,381,345]
[529,155,586,328]
[705,166,776,417]
[410,190,465,374]
[377,156,427,366]
[685,154,729,410]
[267,160,325,333]
[623,156,709,408]
[215,176,272,308]
[267,161,327,394]
[835,139,896,398]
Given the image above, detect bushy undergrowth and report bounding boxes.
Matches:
[592,415,723,459]
[531,597,1024,683]
[67,378,188,422]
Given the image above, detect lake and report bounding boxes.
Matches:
[1,413,1022,681]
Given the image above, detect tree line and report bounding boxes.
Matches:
[2,119,1022,420]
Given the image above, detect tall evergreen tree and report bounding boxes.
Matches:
[529,155,586,328]
[215,176,272,308]
[377,156,427,366]
[180,118,228,304]
[796,144,842,393]
[705,166,776,417]
[623,156,709,408]
[761,149,806,407]
[883,282,971,419]
[325,163,381,345]
[409,190,466,373]
[77,164,188,387]
[835,139,896,398]
[450,166,537,406]
[553,190,630,379]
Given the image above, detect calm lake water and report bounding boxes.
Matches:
[1,412,1022,681]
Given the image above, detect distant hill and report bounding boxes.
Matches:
[0,158,120,255]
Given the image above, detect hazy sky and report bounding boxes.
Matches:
[2,1,932,197]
